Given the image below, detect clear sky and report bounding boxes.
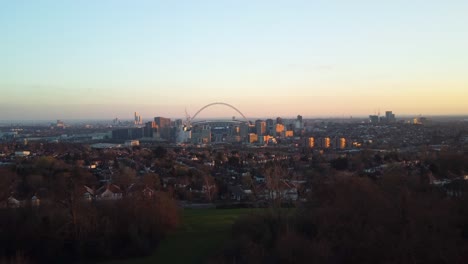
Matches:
[1,0,467,120]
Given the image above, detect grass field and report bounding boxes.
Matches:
[110,208,260,264]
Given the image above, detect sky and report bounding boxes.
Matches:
[1,0,467,120]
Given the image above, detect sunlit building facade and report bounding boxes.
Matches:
[275,124,285,137]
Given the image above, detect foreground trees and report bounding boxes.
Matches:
[214,173,468,263]
[0,157,180,263]
[0,194,179,263]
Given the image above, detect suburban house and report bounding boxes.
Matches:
[127,183,156,199]
[95,183,123,200]
[78,185,95,201]
[228,185,253,201]
[7,196,21,208]
[256,180,298,202]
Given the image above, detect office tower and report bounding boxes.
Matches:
[247,133,258,144]
[369,115,379,124]
[174,119,183,127]
[154,117,171,128]
[385,111,396,123]
[275,123,285,137]
[295,115,303,130]
[154,117,172,141]
[134,112,142,125]
[191,124,211,144]
[154,116,171,140]
[255,120,266,136]
[266,119,274,135]
[239,122,249,141]
[144,121,158,138]
[317,137,331,148]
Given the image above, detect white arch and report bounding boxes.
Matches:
[191,102,248,121]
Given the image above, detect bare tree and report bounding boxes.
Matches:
[264,164,289,208]
[0,167,16,207]
[113,166,136,191]
[142,172,161,190]
[203,175,217,202]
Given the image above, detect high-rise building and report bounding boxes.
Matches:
[154,117,171,128]
[134,112,142,125]
[239,122,249,141]
[266,119,274,135]
[369,115,379,124]
[154,117,172,141]
[144,121,158,138]
[173,119,191,143]
[340,137,346,149]
[317,137,331,148]
[191,124,211,144]
[247,133,258,144]
[255,120,266,136]
[275,123,285,137]
[174,119,183,127]
[385,111,396,123]
[295,115,303,130]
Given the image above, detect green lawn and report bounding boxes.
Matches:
[110,208,260,264]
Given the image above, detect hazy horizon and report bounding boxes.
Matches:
[1,1,467,120]
[3,100,468,121]
[1,113,468,125]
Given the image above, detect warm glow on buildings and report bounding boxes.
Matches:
[275,124,285,135]
[285,130,294,137]
[308,137,315,148]
[340,138,346,149]
[264,135,274,143]
[413,117,430,125]
[248,133,258,143]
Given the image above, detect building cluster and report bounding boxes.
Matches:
[112,116,176,141]
[109,110,428,150]
[369,111,396,124]
[1,114,467,208]
[134,112,142,125]
[413,116,431,125]
[112,114,307,145]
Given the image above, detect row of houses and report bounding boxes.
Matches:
[4,183,158,208]
[227,180,300,202]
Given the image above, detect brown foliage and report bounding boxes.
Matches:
[0,157,180,263]
[217,174,468,263]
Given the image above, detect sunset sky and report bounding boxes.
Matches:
[1,0,467,120]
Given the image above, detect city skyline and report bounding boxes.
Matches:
[1,1,468,120]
